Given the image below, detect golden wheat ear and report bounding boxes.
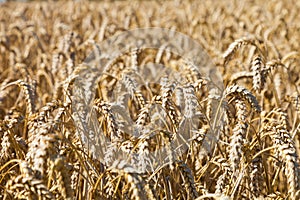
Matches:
[225,85,261,113]
[223,37,257,65]
[251,54,265,93]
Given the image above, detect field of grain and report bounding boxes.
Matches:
[1,0,300,199]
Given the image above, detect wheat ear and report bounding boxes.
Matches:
[225,85,261,113]
[223,37,256,64]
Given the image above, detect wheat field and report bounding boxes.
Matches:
[1,0,300,199]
